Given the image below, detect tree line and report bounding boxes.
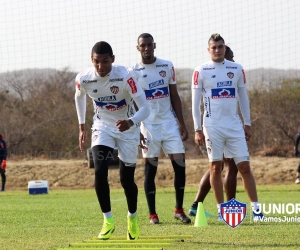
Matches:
[0,68,299,159]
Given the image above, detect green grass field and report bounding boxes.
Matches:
[0,185,299,250]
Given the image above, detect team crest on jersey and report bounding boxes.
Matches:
[110,86,119,94]
[159,70,166,77]
[227,72,234,79]
[93,89,98,93]
[211,88,235,99]
[145,86,169,100]
[220,198,247,228]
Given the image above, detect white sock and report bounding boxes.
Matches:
[251,202,259,211]
[103,211,112,219]
[128,211,137,218]
[217,204,220,214]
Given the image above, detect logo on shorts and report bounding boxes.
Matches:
[110,85,119,94]
[220,198,247,228]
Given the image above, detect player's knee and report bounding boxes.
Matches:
[236,161,251,175]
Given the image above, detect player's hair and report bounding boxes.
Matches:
[137,33,154,43]
[225,45,231,53]
[91,41,113,57]
[208,33,225,44]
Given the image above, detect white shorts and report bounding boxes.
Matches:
[91,122,140,164]
[140,121,185,158]
[203,126,249,162]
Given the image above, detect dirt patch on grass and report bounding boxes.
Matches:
[3,156,300,191]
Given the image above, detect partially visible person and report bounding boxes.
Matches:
[75,41,150,240]
[188,45,238,217]
[130,33,191,224]
[191,33,263,220]
[0,133,7,192]
[294,131,300,184]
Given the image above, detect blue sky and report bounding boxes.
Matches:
[0,0,299,73]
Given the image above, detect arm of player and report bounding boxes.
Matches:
[238,86,251,141]
[74,80,87,152]
[169,84,188,141]
[116,94,150,132]
[192,87,205,145]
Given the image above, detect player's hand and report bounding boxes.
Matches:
[116,119,134,132]
[179,124,189,141]
[139,132,148,151]
[195,130,205,146]
[79,130,86,152]
[244,125,252,141]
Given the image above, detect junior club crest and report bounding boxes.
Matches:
[220,198,247,228]
[227,72,234,79]
[110,86,119,94]
[159,70,166,77]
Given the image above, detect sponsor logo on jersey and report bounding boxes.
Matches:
[144,86,169,100]
[220,198,247,228]
[217,81,232,87]
[134,67,145,71]
[127,77,138,94]
[211,88,235,99]
[172,67,175,81]
[75,81,80,90]
[110,86,119,94]
[242,69,246,84]
[97,96,117,102]
[227,72,234,79]
[83,80,97,83]
[149,79,164,89]
[159,70,166,77]
[203,67,215,70]
[93,89,98,93]
[94,99,127,111]
[109,78,123,82]
[156,64,168,67]
[226,66,237,69]
[193,71,199,85]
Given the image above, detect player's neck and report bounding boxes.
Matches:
[141,56,156,65]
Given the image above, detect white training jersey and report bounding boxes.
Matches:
[75,65,144,127]
[130,58,177,124]
[192,59,247,127]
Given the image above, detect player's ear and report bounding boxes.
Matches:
[154,43,156,49]
[111,55,115,63]
[136,45,140,51]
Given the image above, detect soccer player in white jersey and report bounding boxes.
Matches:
[191,33,263,219]
[75,41,150,240]
[130,33,191,224]
[188,46,239,217]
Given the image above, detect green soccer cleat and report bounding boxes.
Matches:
[98,217,115,240]
[127,214,140,240]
